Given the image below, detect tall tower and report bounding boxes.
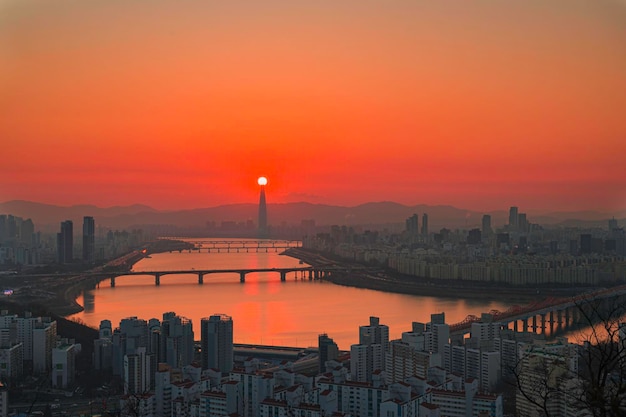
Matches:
[257,177,268,238]
[421,213,429,238]
[82,216,95,262]
[201,314,233,373]
[57,220,73,264]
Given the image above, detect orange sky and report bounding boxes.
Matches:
[1,0,625,212]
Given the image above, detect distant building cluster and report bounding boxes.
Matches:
[1,213,150,268]
[55,216,146,265]
[0,214,41,265]
[304,207,626,286]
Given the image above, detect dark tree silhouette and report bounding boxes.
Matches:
[513,294,626,417]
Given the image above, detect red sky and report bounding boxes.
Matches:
[2,0,625,212]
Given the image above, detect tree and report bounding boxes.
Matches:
[574,295,626,417]
[512,294,626,417]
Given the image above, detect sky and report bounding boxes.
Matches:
[1,0,625,212]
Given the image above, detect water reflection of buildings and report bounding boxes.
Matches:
[82,288,95,313]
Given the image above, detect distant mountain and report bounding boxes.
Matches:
[1,200,624,233]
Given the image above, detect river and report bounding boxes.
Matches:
[69,240,520,349]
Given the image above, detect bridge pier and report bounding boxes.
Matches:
[280,271,287,282]
[532,315,537,332]
[198,272,204,284]
[522,318,528,332]
[155,273,161,286]
[540,314,546,333]
[308,270,313,281]
[513,320,518,332]
[111,276,116,287]
[240,272,246,283]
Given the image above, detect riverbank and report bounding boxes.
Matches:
[282,248,595,303]
[5,239,195,318]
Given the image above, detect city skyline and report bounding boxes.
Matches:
[2,1,625,212]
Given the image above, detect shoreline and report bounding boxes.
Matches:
[21,242,597,319]
[7,239,195,319]
[282,248,597,304]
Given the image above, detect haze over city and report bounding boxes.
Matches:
[2,0,626,212]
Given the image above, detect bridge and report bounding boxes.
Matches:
[449,284,626,336]
[100,266,346,286]
[160,239,302,253]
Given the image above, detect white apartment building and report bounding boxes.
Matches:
[124,346,152,395]
[379,382,421,417]
[516,341,581,417]
[198,380,241,417]
[317,378,388,417]
[51,341,79,388]
[33,320,57,373]
[0,343,23,382]
[480,351,501,392]
[229,369,274,417]
[385,339,431,384]
[350,343,383,382]
[427,379,503,417]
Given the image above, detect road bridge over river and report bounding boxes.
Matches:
[15,266,360,286]
[449,284,626,336]
[104,266,343,286]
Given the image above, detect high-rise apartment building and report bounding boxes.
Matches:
[57,220,73,264]
[160,312,194,369]
[350,342,384,382]
[359,316,389,353]
[318,333,339,373]
[508,207,518,230]
[421,213,429,237]
[406,214,419,235]
[518,213,528,234]
[112,316,150,376]
[51,340,78,389]
[482,214,492,236]
[201,314,233,373]
[82,216,95,262]
[124,347,152,395]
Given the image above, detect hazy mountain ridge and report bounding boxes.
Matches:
[1,200,623,233]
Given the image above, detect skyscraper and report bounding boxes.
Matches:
[518,213,528,234]
[508,206,518,230]
[405,213,419,235]
[82,216,95,262]
[421,213,429,237]
[481,214,492,236]
[201,314,233,373]
[257,177,268,238]
[56,220,73,264]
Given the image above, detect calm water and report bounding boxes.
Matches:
[70,240,514,349]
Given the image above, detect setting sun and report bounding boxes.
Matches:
[257,177,268,186]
